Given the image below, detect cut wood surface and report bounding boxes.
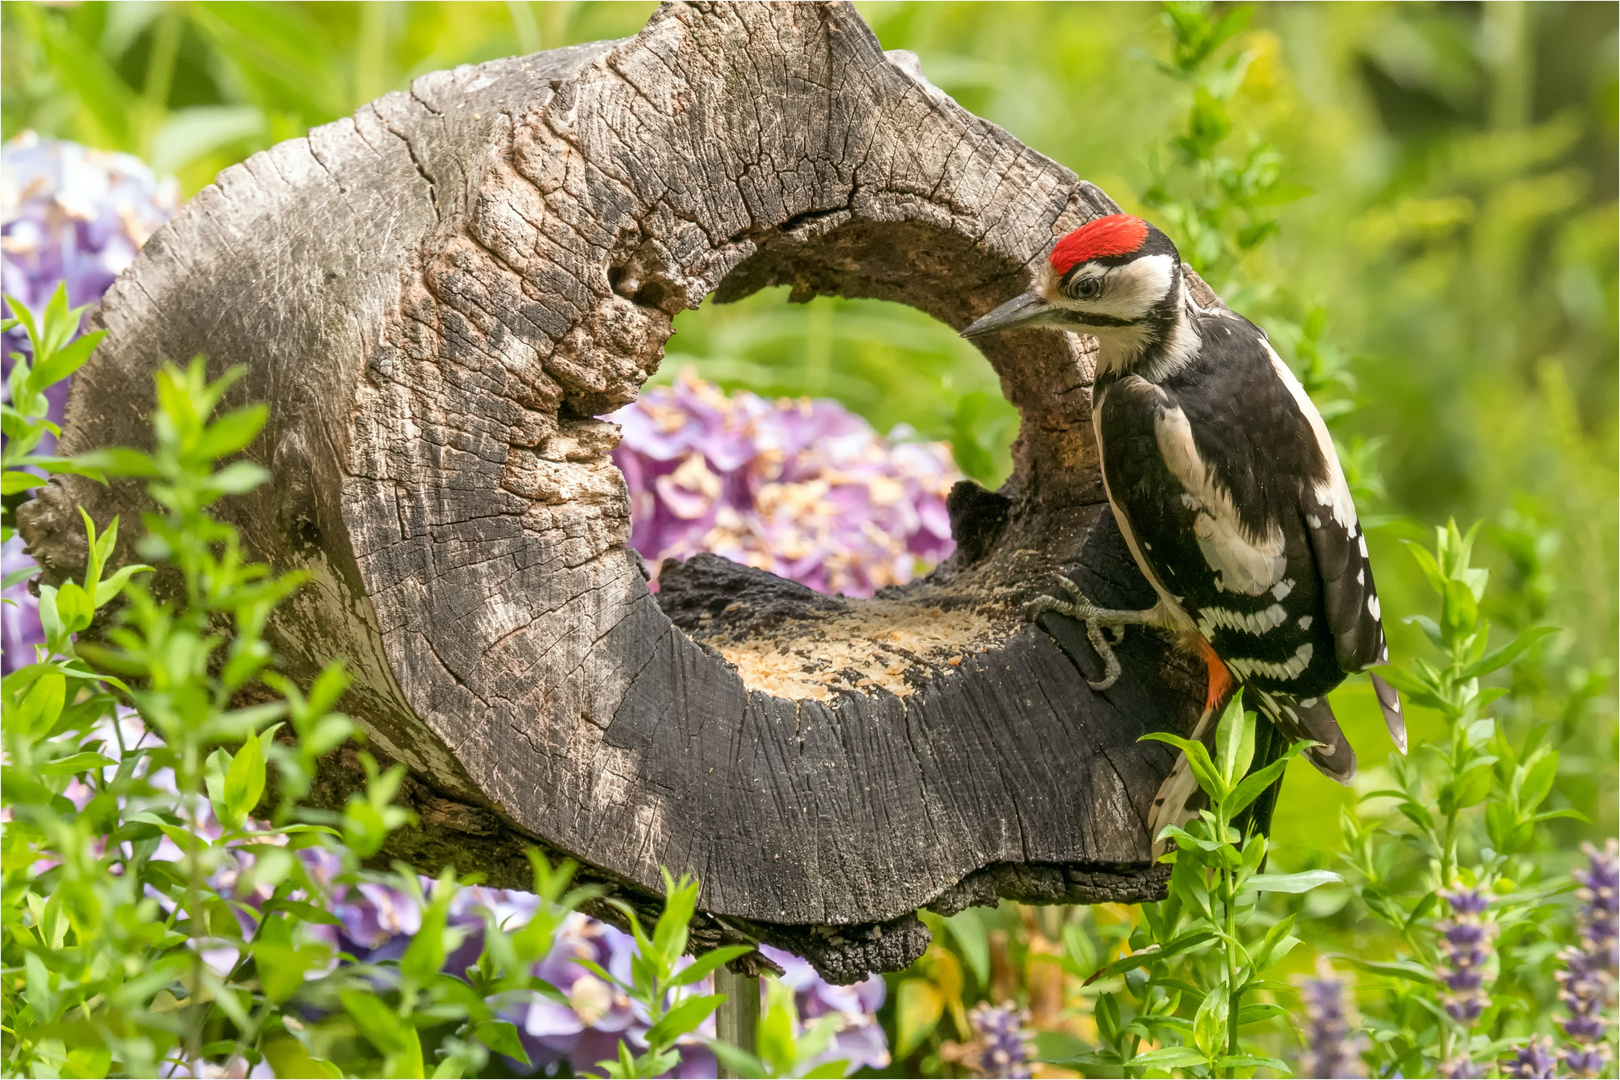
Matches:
[19,0,1216,981]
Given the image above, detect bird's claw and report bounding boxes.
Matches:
[1025,576,1124,691]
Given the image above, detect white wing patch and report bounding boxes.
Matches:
[1154,405,1287,596]
[1092,382,1197,636]
[1198,604,1289,637]
[1262,339,1358,532]
[1227,643,1314,682]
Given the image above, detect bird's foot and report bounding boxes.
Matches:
[1025,576,1148,691]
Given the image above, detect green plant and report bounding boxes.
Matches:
[709,978,852,1080]
[1,284,112,545]
[0,321,599,1078]
[1052,693,1335,1078]
[573,871,747,1078]
[1337,521,1578,1077]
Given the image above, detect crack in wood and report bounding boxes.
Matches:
[15,1,1216,982]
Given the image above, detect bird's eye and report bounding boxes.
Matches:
[1072,276,1104,300]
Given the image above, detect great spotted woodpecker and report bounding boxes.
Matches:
[962,214,1405,841]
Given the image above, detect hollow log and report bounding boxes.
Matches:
[18,0,1222,982]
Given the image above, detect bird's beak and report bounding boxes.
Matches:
[959,290,1060,339]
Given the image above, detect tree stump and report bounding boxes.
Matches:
[19,0,1216,982]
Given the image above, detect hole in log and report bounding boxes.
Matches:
[606,285,1023,702]
[15,4,1211,976]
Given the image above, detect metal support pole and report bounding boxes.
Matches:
[713,965,760,1078]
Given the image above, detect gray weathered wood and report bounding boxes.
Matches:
[19,1,1209,981]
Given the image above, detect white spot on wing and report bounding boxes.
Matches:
[1368,594,1380,619]
[1197,604,1289,637]
[1226,643,1314,682]
[1272,579,1294,600]
[1298,615,1313,630]
[1155,405,1287,596]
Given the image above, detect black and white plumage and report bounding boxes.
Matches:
[962,214,1404,842]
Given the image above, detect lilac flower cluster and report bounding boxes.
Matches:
[1501,1035,1558,1079]
[609,369,958,597]
[1435,885,1496,1078]
[295,872,892,1077]
[947,1002,1034,1079]
[3,134,179,674]
[1557,840,1618,1078]
[1297,959,1366,1079]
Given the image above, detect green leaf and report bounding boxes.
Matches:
[1250,914,1298,971]
[1,469,44,495]
[644,993,724,1049]
[222,732,267,827]
[1517,749,1559,812]
[1141,731,1226,799]
[261,898,343,926]
[54,580,94,633]
[1129,1046,1209,1068]
[1243,869,1341,894]
[1216,1054,1290,1072]
[1335,956,1439,985]
[653,872,699,966]
[1440,763,1494,815]
[196,404,269,460]
[1084,930,1215,985]
[1226,734,1313,816]
[708,1041,768,1079]
[37,751,117,776]
[1215,694,1254,786]
[341,990,411,1055]
[670,945,753,988]
[94,563,153,607]
[210,460,270,494]
[1192,987,1227,1059]
[73,446,160,477]
[895,977,945,1057]
[946,909,991,989]
[1458,627,1557,680]
[473,1021,529,1066]
[1236,1002,1288,1025]
[10,670,65,738]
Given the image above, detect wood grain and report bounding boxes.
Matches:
[19,1,1207,981]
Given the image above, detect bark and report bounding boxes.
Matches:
[18,0,1215,981]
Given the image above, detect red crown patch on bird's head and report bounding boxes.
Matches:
[1049,214,1151,276]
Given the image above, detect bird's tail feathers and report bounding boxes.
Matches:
[1369,670,1407,754]
[1147,699,1222,857]
[1251,688,1357,785]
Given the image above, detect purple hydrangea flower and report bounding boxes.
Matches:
[609,369,958,597]
[1558,840,1617,1078]
[1297,959,1366,1078]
